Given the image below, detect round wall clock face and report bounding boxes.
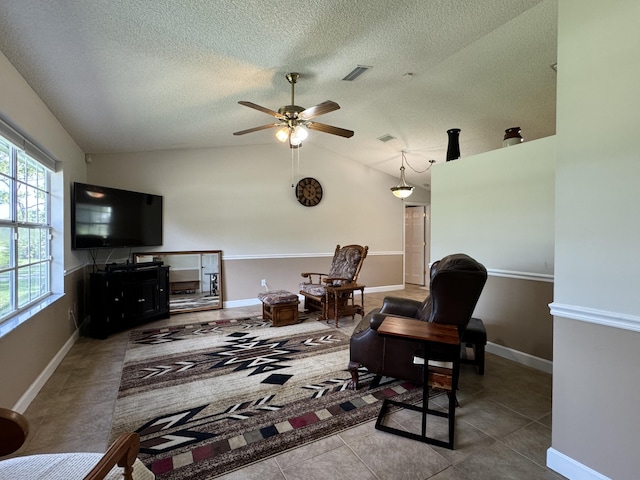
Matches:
[296,177,323,207]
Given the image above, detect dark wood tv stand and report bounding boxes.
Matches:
[88,263,170,338]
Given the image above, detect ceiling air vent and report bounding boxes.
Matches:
[377,134,396,143]
[342,65,373,81]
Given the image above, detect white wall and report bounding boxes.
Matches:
[430,136,556,363]
[0,48,88,409]
[0,50,88,273]
[88,143,409,256]
[431,136,555,275]
[549,1,640,479]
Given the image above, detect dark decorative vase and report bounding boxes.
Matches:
[503,127,523,147]
[446,128,461,161]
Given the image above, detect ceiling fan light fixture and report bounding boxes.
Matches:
[234,72,354,146]
[290,125,308,145]
[275,127,289,142]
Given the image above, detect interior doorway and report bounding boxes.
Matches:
[405,205,430,285]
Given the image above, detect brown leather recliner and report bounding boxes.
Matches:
[347,253,487,389]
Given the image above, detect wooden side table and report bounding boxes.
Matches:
[375,317,460,449]
[323,283,365,327]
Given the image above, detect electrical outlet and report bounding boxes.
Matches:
[261,279,266,287]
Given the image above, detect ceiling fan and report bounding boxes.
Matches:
[233,72,354,148]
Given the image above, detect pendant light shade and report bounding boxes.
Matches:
[289,125,308,145]
[275,124,308,146]
[390,153,414,198]
[275,127,290,142]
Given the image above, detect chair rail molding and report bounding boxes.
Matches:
[487,268,553,283]
[549,302,640,333]
[223,250,402,261]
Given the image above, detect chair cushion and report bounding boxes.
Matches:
[0,453,154,480]
[327,246,364,285]
[299,283,326,297]
[258,290,298,305]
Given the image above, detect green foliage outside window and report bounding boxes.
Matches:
[0,137,51,319]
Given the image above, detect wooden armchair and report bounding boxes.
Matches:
[0,407,153,479]
[300,244,368,326]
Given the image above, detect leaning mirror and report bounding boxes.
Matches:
[133,250,222,314]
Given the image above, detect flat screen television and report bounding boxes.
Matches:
[71,182,163,250]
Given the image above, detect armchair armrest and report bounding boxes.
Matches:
[323,277,352,284]
[300,272,328,284]
[369,311,424,331]
[83,432,140,480]
[379,296,423,318]
[369,312,387,330]
[0,407,29,456]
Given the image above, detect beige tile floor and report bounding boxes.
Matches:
[15,285,565,479]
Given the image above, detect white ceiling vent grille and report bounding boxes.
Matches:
[342,65,373,81]
[377,134,396,143]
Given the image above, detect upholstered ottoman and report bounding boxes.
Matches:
[461,317,487,374]
[258,290,300,326]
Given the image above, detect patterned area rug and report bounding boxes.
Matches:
[111,315,441,479]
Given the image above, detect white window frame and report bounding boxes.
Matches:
[0,135,53,323]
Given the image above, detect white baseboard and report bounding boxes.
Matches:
[486,341,553,374]
[13,329,79,413]
[224,298,262,309]
[224,284,406,310]
[547,448,611,480]
[363,284,405,294]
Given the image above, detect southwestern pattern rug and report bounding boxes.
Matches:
[110,315,441,479]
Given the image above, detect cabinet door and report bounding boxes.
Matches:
[157,267,170,314]
[122,280,158,319]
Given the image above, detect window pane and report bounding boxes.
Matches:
[17,151,26,182]
[0,270,14,317]
[31,264,44,299]
[0,137,51,320]
[29,228,47,262]
[17,227,30,266]
[0,139,10,176]
[26,158,38,185]
[26,185,37,223]
[0,175,11,221]
[40,262,49,294]
[0,227,13,269]
[37,189,47,224]
[16,181,26,222]
[17,265,30,307]
[37,167,46,191]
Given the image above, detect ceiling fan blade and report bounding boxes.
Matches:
[307,122,354,138]
[233,123,280,136]
[299,101,340,120]
[238,101,285,119]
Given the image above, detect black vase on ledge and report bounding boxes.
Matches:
[446,128,461,161]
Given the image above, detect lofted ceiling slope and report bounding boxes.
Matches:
[0,0,557,187]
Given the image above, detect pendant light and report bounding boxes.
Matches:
[390,152,414,198]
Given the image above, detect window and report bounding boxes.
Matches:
[0,136,51,321]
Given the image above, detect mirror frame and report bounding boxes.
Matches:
[133,250,223,313]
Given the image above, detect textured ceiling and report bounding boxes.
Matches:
[0,0,557,187]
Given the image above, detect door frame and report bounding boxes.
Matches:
[403,201,430,286]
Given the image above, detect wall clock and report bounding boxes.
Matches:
[296,177,323,207]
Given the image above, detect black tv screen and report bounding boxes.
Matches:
[71,182,163,249]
